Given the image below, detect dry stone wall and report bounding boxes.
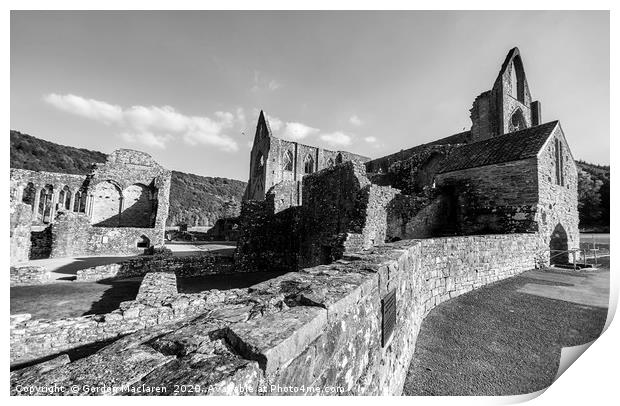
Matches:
[75,254,234,282]
[435,158,540,235]
[10,271,242,366]
[10,202,33,265]
[10,266,50,286]
[11,233,540,395]
[49,211,164,257]
[535,126,580,257]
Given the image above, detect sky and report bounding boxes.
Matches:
[10,11,609,181]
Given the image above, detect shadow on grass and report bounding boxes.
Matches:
[50,256,136,277]
[403,273,608,396]
[82,278,143,316]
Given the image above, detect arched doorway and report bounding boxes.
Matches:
[549,223,569,264]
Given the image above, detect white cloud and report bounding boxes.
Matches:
[267,115,283,132]
[251,70,282,92]
[349,115,363,126]
[44,93,239,152]
[236,107,247,131]
[268,80,282,91]
[283,122,320,140]
[364,136,378,143]
[44,93,123,124]
[320,131,353,147]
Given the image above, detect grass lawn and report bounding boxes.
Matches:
[10,277,143,319]
[403,260,609,396]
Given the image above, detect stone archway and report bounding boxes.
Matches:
[549,223,569,264]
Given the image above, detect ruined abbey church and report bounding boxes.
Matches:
[241,47,578,268]
[10,47,581,396]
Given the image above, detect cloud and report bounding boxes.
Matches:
[364,136,378,143]
[236,107,247,132]
[283,122,320,140]
[267,115,283,132]
[268,80,282,91]
[320,131,353,147]
[44,93,239,152]
[44,93,122,124]
[251,70,282,92]
[349,115,363,126]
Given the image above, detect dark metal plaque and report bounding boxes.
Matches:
[381,288,397,347]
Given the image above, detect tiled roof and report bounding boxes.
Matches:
[438,121,558,173]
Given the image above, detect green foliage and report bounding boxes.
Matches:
[576,161,610,231]
[10,130,247,227]
[11,130,107,174]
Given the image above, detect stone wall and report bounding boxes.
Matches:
[435,158,540,235]
[75,254,235,282]
[234,200,302,273]
[10,234,540,395]
[386,192,456,241]
[9,168,88,224]
[49,211,164,257]
[29,225,52,259]
[236,161,399,272]
[10,201,33,265]
[300,161,398,268]
[9,149,172,260]
[10,271,243,366]
[10,266,50,286]
[243,111,369,203]
[535,125,580,261]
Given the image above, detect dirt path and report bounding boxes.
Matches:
[403,262,609,396]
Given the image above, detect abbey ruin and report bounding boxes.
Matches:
[10,47,580,395]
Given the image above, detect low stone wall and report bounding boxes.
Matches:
[11,233,540,395]
[50,212,166,258]
[75,254,235,282]
[10,266,51,286]
[9,271,241,366]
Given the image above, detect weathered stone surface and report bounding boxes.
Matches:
[227,306,327,375]
[10,234,539,395]
[9,149,172,260]
[10,201,33,265]
[10,265,50,286]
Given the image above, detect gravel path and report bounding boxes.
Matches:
[403,261,609,396]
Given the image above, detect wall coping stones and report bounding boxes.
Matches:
[227,305,328,375]
[11,233,541,395]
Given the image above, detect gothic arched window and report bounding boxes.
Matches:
[326,158,334,168]
[510,108,527,132]
[511,57,526,103]
[254,152,265,176]
[303,154,314,174]
[283,150,294,171]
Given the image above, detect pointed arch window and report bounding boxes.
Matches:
[254,152,265,176]
[510,108,527,132]
[555,138,565,186]
[303,154,314,174]
[283,150,294,171]
[326,158,334,168]
[511,57,526,103]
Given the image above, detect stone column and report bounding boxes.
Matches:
[14,185,24,203]
[49,190,59,223]
[32,188,41,221]
[68,191,75,212]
